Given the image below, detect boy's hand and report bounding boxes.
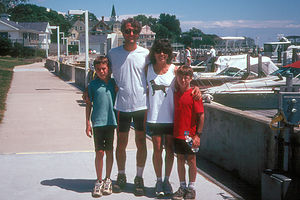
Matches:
[192,86,202,100]
[193,135,200,148]
[86,122,92,138]
[82,90,91,105]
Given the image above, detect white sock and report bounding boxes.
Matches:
[157,177,163,182]
[136,166,144,177]
[118,170,125,175]
[188,182,195,190]
[180,181,186,188]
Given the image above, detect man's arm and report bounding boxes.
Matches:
[191,86,202,100]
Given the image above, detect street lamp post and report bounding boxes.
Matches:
[49,25,60,62]
[62,37,69,56]
[73,40,80,55]
[68,9,89,88]
[60,32,65,45]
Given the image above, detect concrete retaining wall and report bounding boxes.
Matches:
[60,64,75,81]
[200,102,278,186]
[75,67,85,89]
[45,59,57,71]
[200,102,300,186]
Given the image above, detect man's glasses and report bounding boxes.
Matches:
[124,29,139,35]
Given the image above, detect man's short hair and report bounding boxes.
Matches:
[121,18,142,34]
[177,65,193,78]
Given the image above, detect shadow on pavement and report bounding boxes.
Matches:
[41,178,94,193]
[41,178,158,198]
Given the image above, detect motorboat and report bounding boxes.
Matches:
[203,61,300,109]
[192,54,278,88]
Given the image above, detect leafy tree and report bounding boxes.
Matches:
[8,4,72,42]
[151,23,170,39]
[0,0,28,13]
[133,15,157,27]
[0,2,5,13]
[134,15,149,26]
[67,12,99,23]
[156,13,181,41]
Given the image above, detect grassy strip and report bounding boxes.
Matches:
[0,57,33,123]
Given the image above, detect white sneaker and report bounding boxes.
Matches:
[92,180,103,198]
[102,177,112,195]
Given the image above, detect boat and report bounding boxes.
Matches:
[192,54,278,88]
[203,61,300,109]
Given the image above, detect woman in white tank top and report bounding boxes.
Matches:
[147,39,176,196]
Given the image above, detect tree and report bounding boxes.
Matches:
[133,14,157,27]
[156,13,181,41]
[0,0,28,13]
[0,37,12,56]
[8,4,72,41]
[67,12,99,23]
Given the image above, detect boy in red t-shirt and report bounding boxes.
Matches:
[172,66,204,200]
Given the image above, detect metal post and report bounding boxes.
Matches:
[60,32,65,45]
[286,72,293,92]
[85,10,89,88]
[283,51,287,66]
[247,54,250,73]
[46,33,48,58]
[258,54,262,77]
[66,38,68,56]
[57,26,60,62]
[292,48,297,63]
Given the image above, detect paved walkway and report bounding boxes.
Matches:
[0,62,242,200]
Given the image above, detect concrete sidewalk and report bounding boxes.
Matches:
[0,62,239,199]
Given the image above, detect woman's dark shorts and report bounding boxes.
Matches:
[147,123,174,136]
[93,125,115,151]
[174,138,195,155]
[117,110,146,132]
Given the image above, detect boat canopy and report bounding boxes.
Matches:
[214,54,278,75]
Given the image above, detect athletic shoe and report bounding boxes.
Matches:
[184,188,196,200]
[92,180,103,198]
[163,179,173,195]
[113,174,126,193]
[102,177,112,195]
[172,186,186,200]
[155,181,164,197]
[134,176,145,196]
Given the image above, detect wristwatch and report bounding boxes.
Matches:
[195,132,202,137]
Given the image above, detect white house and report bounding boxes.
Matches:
[0,16,52,50]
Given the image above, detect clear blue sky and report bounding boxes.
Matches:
[30,0,300,46]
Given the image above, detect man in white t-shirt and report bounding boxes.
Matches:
[207,46,216,72]
[107,18,149,196]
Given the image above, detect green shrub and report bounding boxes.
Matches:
[0,37,12,56]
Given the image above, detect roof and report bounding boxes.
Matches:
[18,22,49,32]
[0,19,44,34]
[0,19,25,30]
[140,25,155,35]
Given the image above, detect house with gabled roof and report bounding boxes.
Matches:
[138,25,156,49]
[0,15,52,49]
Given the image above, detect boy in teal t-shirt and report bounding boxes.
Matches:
[86,56,117,197]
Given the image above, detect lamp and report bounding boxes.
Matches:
[68,9,89,87]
